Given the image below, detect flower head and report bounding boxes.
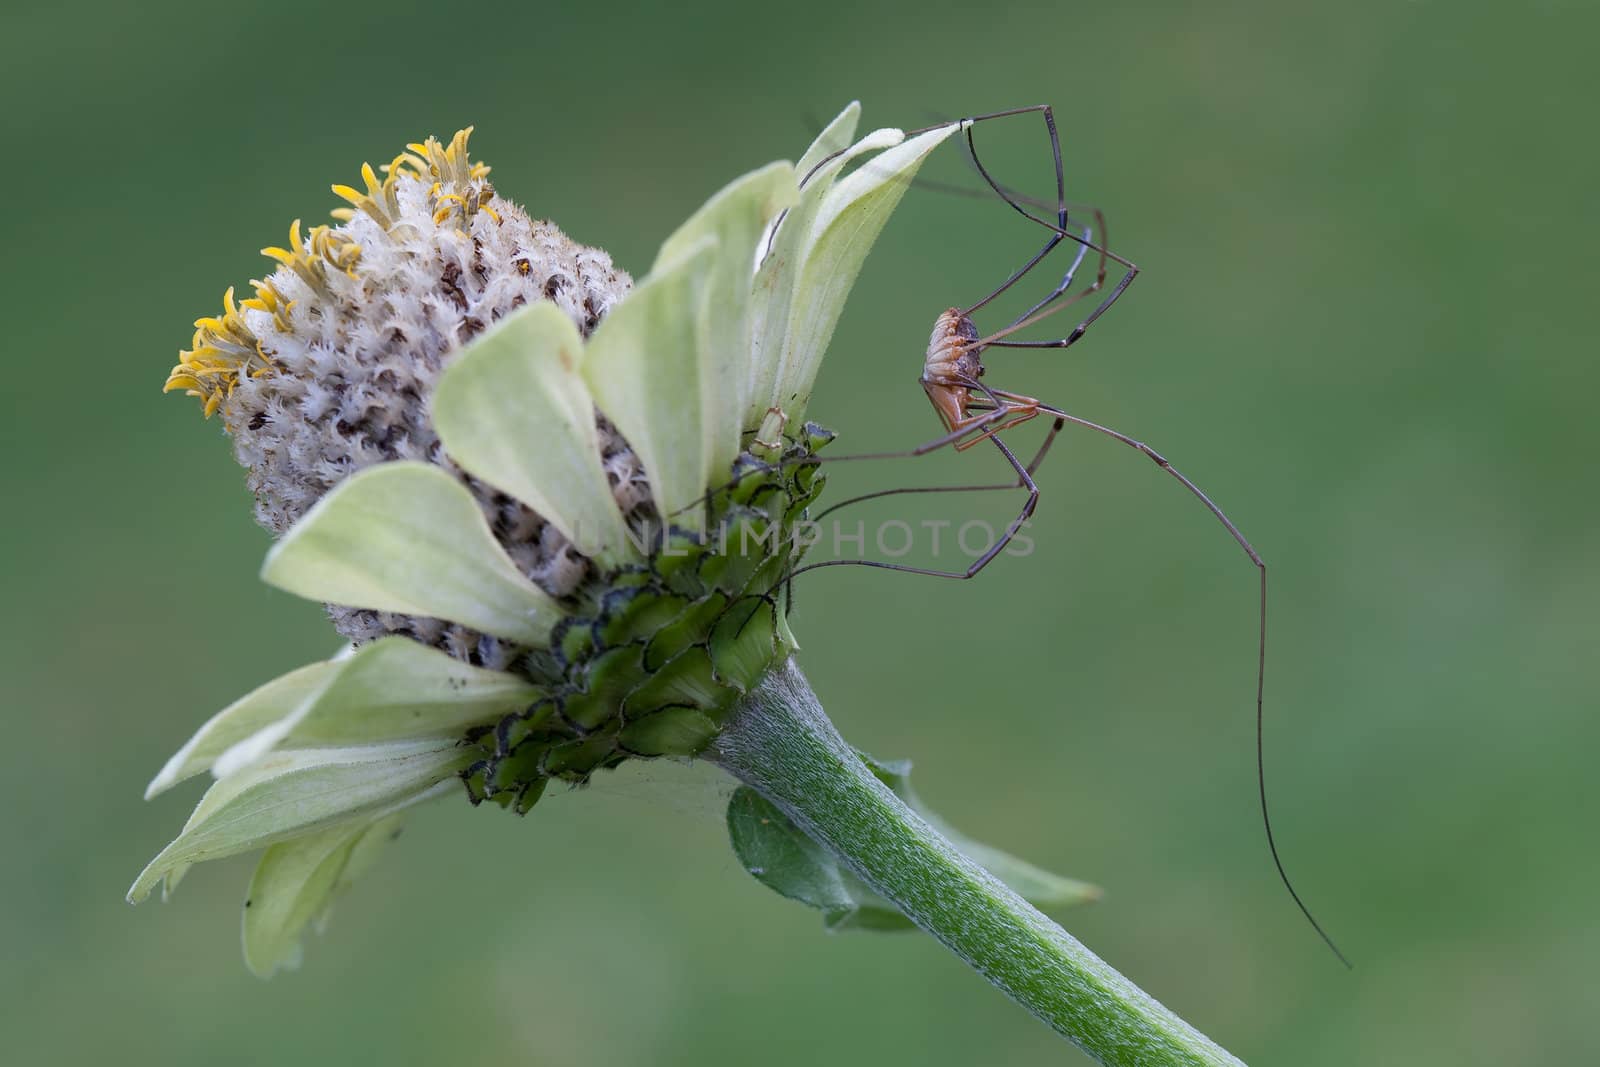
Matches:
[164,128,635,662]
[132,104,959,974]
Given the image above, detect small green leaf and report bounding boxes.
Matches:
[146,659,341,799]
[584,237,719,525]
[261,461,563,646]
[728,785,912,930]
[434,301,634,565]
[128,742,466,903]
[726,787,854,914]
[212,636,542,776]
[727,748,1099,931]
[241,813,402,978]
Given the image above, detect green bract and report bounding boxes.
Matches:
[133,104,960,975]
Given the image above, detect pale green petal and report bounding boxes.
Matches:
[583,237,719,524]
[433,302,633,565]
[747,126,905,425]
[796,101,862,178]
[128,740,467,903]
[145,660,340,799]
[242,810,409,978]
[260,462,562,646]
[213,636,541,777]
[760,123,962,423]
[654,162,798,472]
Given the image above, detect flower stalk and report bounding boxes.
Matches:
[712,659,1245,1067]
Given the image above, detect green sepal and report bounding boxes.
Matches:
[554,616,596,668]
[462,428,832,802]
[653,526,712,595]
[562,644,645,731]
[512,777,548,816]
[643,591,729,672]
[489,698,557,757]
[595,586,691,647]
[699,507,781,596]
[623,646,721,720]
[709,597,779,692]
[801,421,838,454]
[541,735,624,778]
[725,458,787,510]
[617,706,720,757]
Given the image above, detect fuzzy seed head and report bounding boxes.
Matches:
[166,130,645,665]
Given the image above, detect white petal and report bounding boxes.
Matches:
[654,162,799,473]
[745,102,865,422]
[747,126,905,425]
[145,661,340,799]
[796,101,862,177]
[242,809,413,978]
[213,637,536,776]
[433,302,634,564]
[128,741,467,904]
[213,636,540,777]
[261,462,563,646]
[582,236,719,524]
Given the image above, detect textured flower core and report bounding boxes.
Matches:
[165,129,643,667]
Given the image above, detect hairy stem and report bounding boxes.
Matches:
[710,658,1244,1067]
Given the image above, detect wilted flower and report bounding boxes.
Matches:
[132,104,959,975]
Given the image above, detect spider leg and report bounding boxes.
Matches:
[784,429,1041,584]
[1033,400,1350,968]
[947,106,1139,351]
[802,105,1136,349]
[775,379,1049,582]
[673,403,1023,523]
[806,417,1063,525]
[978,250,1138,352]
[952,105,1068,317]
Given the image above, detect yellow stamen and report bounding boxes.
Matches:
[166,128,493,417]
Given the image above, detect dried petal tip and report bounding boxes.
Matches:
[163,285,275,418]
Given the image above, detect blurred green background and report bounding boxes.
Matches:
[4,0,1596,1063]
